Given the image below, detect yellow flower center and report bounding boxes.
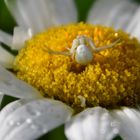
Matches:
[14,23,140,111]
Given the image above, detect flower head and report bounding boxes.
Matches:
[0,0,140,140]
[14,23,140,111]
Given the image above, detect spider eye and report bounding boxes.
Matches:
[75,44,93,65]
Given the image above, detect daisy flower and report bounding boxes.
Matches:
[0,0,140,140]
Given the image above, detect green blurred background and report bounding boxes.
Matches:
[0,0,140,139]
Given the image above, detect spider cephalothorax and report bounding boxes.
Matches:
[46,35,120,65]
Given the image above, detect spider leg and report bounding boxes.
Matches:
[96,39,120,52]
[44,46,71,56]
[70,38,79,54]
[93,39,121,52]
[66,47,70,51]
[87,37,97,51]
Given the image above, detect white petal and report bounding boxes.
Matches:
[0,27,32,51]
[12,27,32,50]
[111,107,140,140]
[0,98,73,140]
[126,7,140,39]
[5,0,77,33]
[0,65,41,98]
[0,30,12,47]
[65,107,119,140]
[0,45,15,68]
[0,99,32,124]
[87,0,138,30]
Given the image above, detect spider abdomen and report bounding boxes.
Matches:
[75,44,93,65]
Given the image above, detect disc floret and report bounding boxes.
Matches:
[14,23,140,111]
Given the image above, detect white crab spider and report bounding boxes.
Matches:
[46,35,120,65]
